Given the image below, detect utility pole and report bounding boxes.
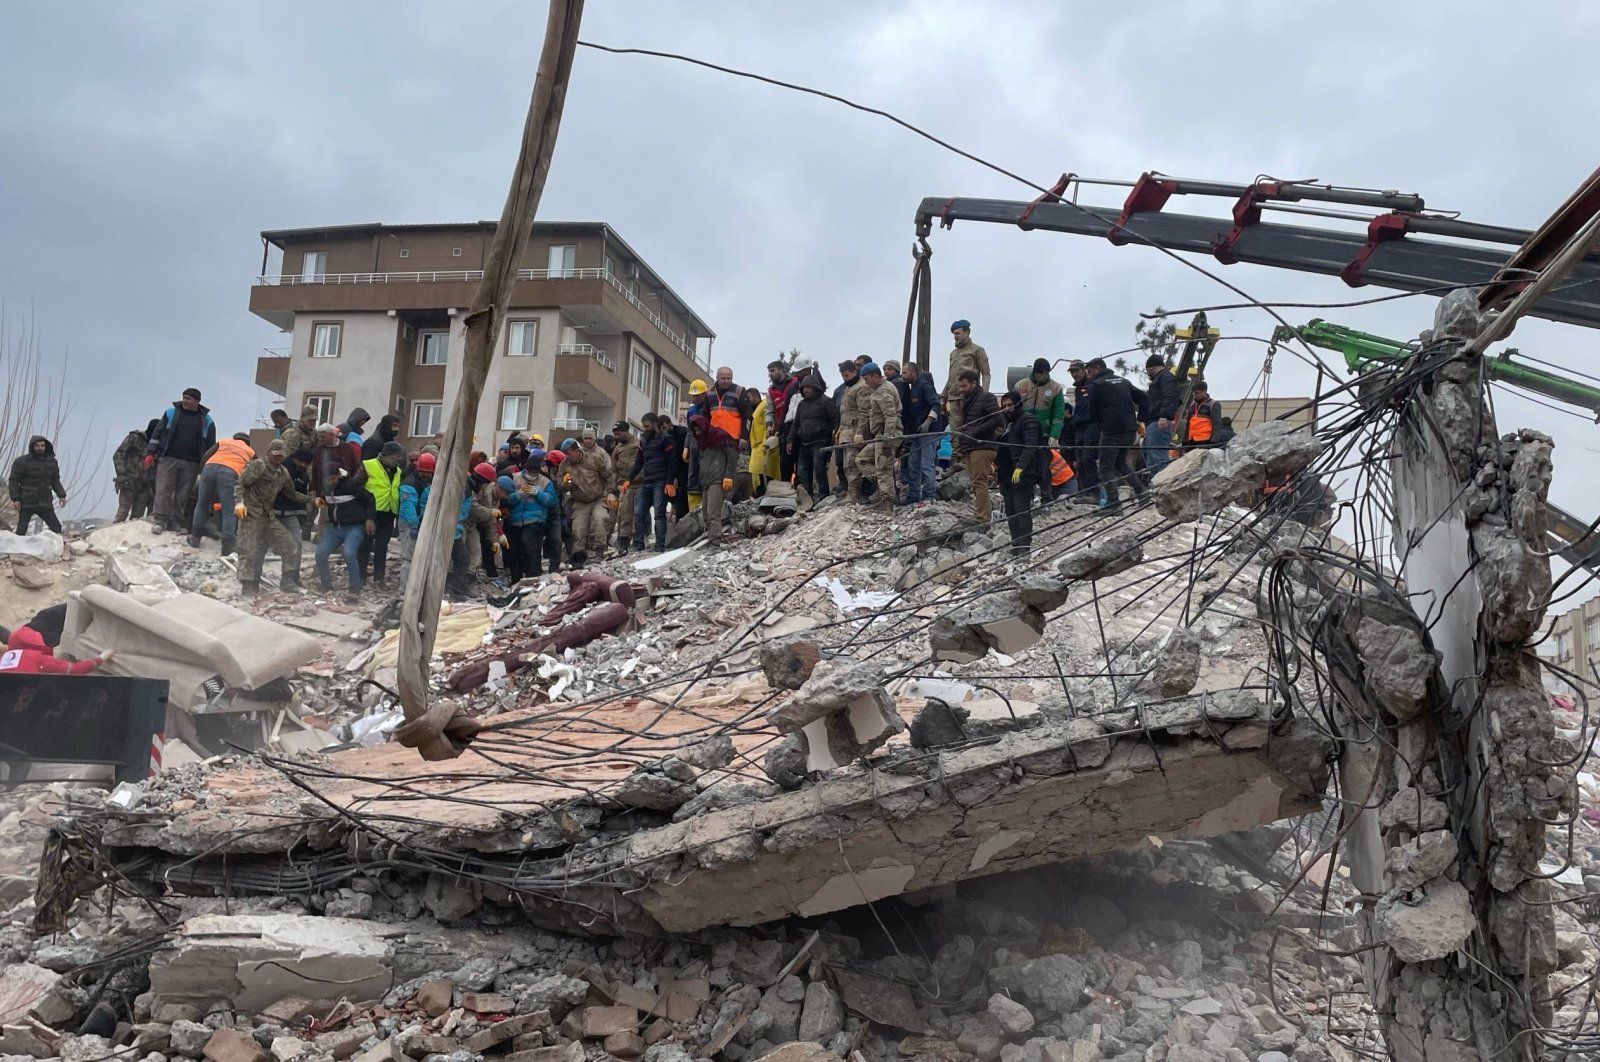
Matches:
[1334,193,1597,1060]
[394,0,585,760]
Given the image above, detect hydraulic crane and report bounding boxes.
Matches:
[1278,318,1600,573]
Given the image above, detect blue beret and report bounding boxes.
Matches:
[860,361,882,377]
[496,475,515,492]
[951,319,971,331]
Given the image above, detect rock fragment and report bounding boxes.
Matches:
[1056,532,1144,581]
[1377,877,1475,962]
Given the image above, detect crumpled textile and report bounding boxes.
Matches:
[449,602,631,692]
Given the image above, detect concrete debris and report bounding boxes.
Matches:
[929,590,1047,662]
[986,993,1035,1035]
[1150,626,1201,697]
[1055,532,1143,581]
[1151,421,1324,522]
[761,637,822,690]
[1375,877,1476,963]
[1351,614,1434,721]
[1383,829,1458,892]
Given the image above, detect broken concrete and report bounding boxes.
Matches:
[1151,421,1324,522]
[1055,532,1144,581]
[929,590,1047,662]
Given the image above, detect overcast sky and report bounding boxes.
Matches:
[3,0,1598,529]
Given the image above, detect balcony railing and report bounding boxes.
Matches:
[551,417,601,433]
[262,346,290,358]
[255,266,707,366]
[556,343,618,374]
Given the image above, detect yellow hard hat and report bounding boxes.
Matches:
[688,379,709,396]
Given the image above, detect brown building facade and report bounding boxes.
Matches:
[250,222,714,450]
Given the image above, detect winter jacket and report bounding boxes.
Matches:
[112,431,151,492]
[504,474,559,526]
[706,384,750,441]
[1083,373,1145,435]
[327,488,375,528]
[749,399,771,476]
[838,380,865,436]
[856,379,903,441]
[8,437,65,509]
[274,462,313,517]
[997,408,1046,484]
[945,341,990,395]
[791,378,840,447]
[610,436,639,488]
[627,429,681,487]
[1070,379,1093,430]
[279,421,317,458]
[889,375,912,428]
[765,374,802,437]
[240,458,308,516]
[340,407,372,446]
[360,415,402,460]
[149,402,216,462]
[954,389,1003,454]
[398,473,430,531]
[0,627,104,676]
[362,458,404,514]
[312,441,367,497]
[904,373,939,434]
[1145,367,1181,424]
[689,416,740,490]
[561,447,613,503]
[1021,377,1067,441]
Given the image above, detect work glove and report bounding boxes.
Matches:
[337,468,348,478]
[234,503,248,519]
[316,497,327,509]
[143,455,156,470]
[764,436,778,452]
[664,484,677,498]
[1011,469,1022,484]
[721,478,733,491]
[1047,437,1058,447]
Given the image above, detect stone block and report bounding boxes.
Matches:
[767,661,891,733]
[461,991,515,1014]
[609,984,661,1015]
[579,1005,639,1038]
[831,969,917,1031]
[464,1011,553,1053]
[202,1029,269,1062]
[930,590,1046,663]
[412,980,454,1017]
[503,1044,584,1062]
[797,982,843,1044]
[0,964,61,1025]
[661,993,701,1024]
[1056,531,1143,581]
[604,1031,647,1058]
[986,994,1033,1035]
[1151,627,1201,697]
[762,638,821,690]
[1376,877,1474,962]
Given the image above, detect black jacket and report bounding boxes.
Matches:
[150,402,217,462]
[905,373,939,433]
[1069,379,1093,430]
[328,488,375,528]
[955,389,1003,454]
[340,407,372,444]
[792,377,840,447]
[1084,373,1144,435]
[361,414,402,460]
[1145,367,1181,423]
[997,409,1045,484]
[275,462,313,516]
[627,429,682,487]
[8,437,65,509]
[831,377,859,407]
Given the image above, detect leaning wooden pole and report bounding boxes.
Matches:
[394,0,585,760]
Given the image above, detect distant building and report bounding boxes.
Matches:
[1539,597,1600,703]
[250,222,715,450]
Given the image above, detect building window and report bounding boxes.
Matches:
[304,394,335,425]
[301,251,327,281]
[500,394,532,432]
[630,354,652,394]
[507,320,538,356]
[394,395,408,426]
[1556,631,1573,661]
[398,248,410,258]
[1586,616,1600,645]
[548,244,577,278]
[412,402,442,437]
[311,322,342,358]
[603,254,616,278]
[419,330,449,365]
[661,379,679,416]
[452,247,463,257]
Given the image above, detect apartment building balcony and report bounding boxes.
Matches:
[249,267,708,373]
[255,347,290,396]
[553,343,624,406]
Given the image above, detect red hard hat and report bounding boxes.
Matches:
[416,453,437,472]
[472,462,498,482]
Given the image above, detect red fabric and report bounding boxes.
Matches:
[0,627,102,675]
[688,416,737,453]
[448,602,631,691]
[770,375,801,424]
[541,572,637,626]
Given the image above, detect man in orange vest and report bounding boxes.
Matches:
[189,432,256,555]
[1181,380,1218,449]
[707,366,752,451]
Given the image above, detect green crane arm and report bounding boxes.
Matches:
[1275,318,1600,421]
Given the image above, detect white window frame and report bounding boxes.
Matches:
[418,330,449,366]
[506,320,538,357]
[311,322,342,358]
[412,402,443,437]
[661,380,679,416]
[301,251,327,281]
[500,394,532,432]
[548,244,577,278]
[394,395,409,427]
[629,354,652,394]
[304,394,335,425]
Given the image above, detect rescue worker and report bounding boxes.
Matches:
[146,387,216,533]
[315,466,374,602]
[943,320,990,471]
[465,451,503,583]
[360,414,402,461]
[1143,354,1182,475]
[749,391,772,493]
[338,407,372,448]
[280,404,319,458]
[274,449,314,587]
[624,413,681,553]
[789,369,838,502]
[658,412,691,520]
[269,409,292,436]
[1080,358,1146,515]
[901,362,940,504]
[1066,359,1091,473]
[609,421,639,552]
[311,423,366,501]
[1181,380,1219,450]
[0,627,112,675]
[1021,358,1066,455]
[837,362,868,502]
[397,451,435,586]
[237,440,310,596]
[831,360,861,485]
[112,426,154,522]
[562,430,613,566]
[764,360,799,481]
[953,369,1003,524]
[996,390,1044,555]
[8,436,66,535]
[689,414,739,543]
[500,461,559,581]
[359,442,406,587]
[189,432,255,554]
[851,362,902,513]
[707,366,752,445]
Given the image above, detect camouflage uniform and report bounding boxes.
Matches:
[610,435,640,549]
[112,430,153,522]
[237,453,308,590]
[853,379,903,508]
[562,445,613,558]
[943,340,990,466]
[838,383,866,499]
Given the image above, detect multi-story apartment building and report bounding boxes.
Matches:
[250,221,714,450]
[1540,596,1600,702]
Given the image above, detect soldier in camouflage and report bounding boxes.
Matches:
[851,362,903,513]
[237,440,309,596]
[112,425,154,522]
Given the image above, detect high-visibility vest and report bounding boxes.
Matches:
[1049,450,1073,487]
[208,438,255,475]
[363,458,402,513]
[710,388,743,440]
[1187,405,1214,443]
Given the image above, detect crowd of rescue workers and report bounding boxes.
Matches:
[8,319,1234,605]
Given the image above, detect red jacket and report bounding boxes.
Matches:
[0,627,105,675]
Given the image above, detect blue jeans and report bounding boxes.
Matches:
[192,464,239,538]
[906,434,938,501]
[1143,422,1173,476]
[632,484,669,550]
[316,523,365,591]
